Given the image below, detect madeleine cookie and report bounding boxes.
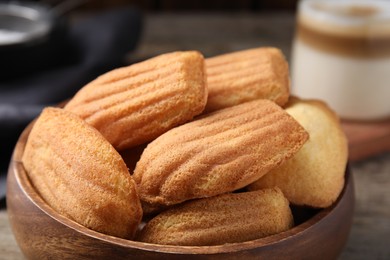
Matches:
[137,188,293,246]
[65,51,208,151]
[248,98,348,208]
[22,107,142,239]
[205,47,290,113]
[133,99,308,206]
[140,201,170,218]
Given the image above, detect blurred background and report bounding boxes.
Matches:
[77,0,299,10]
[81,0,299,59]
[67,0,301,64]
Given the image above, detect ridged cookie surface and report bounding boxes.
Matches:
[205,47,290,113]
[133,99,309,206]
[248,98,348,208]
[22,107,142,239]
[137,188,293,246]
[65,51,208,150]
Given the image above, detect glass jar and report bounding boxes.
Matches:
[291,0,390,121]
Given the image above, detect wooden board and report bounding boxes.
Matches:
[342,119,390,162]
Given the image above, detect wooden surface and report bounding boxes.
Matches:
[1,11,390,260]
[342,119,390,162]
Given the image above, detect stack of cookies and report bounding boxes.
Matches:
[22,47,348,245]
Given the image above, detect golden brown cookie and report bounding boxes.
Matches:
[248,97,348,208]
[133,99,308,206]
[140,201,170,218]
[65,51,208,151]
[205,47,290,113]
[22,107,142,239]
[137,188,293,246]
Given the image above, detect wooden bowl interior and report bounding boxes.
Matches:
[6,122,355,259]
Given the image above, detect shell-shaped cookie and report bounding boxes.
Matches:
[205,47,290,113]
[248,97,348,208]
[133,99,309,206]
[65,51,208,151]
[137,188,293,246]
[22,107,142,239]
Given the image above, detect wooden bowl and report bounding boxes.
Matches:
[7,122,355,260]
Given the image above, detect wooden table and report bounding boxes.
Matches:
[1,12,389,259]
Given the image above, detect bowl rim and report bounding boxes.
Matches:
[11,121,351,255]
